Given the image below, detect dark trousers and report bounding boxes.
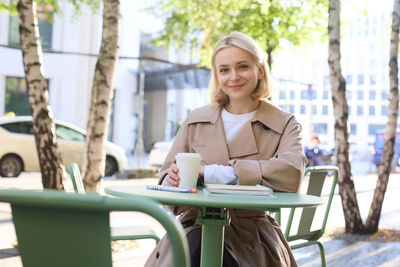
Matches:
[187,227,239,267]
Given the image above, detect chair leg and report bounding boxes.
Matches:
[316,241,326,267]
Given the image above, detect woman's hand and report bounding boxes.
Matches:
[166,163,180,187]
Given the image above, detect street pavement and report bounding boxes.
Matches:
[0,171,400,266]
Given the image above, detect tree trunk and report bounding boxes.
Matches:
[82,0,120,193]
[328,0,364,233]
[17,0,64,190]
[365,0,400,233]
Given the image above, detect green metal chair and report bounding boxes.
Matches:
[284,166,338,267]
[68,163,161,243]
[0,189,190,267]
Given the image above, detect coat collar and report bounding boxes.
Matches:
[186,101,290,135]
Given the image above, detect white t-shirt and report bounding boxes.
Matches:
[204,108,257,185]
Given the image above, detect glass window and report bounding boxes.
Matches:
[370,75,376,85]
[289,105,295,114]
[5,77,30,115]
[346,75,352,85]
[358,75,364,85]
[313,123,328,134]
[0,121,33,134]
[357,90,364,100]
[350,124,357,135]
[348,106,352,115]
[369,90,376,100]
[357,105,363,116]
[369,106,375,116]
[368,124,385,135]
[381,105,388,116]
[55,125,85,142]
[323,75,330,86]
[323,90,329,100]
[279,90,286,100]
[322,105,328,115]
[8,8,53,48]
[312,105,317,115]
[347,90,352,100]
[382,90,389,100]
[301,90,316,100]
[300,105,306,114]
[289,90,295,100]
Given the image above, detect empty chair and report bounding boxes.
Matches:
[284,166,338,267]
[68,163,161,243]
[0,189,189,267]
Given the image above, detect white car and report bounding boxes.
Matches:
[148,140,173,167]
[0,116,128,177]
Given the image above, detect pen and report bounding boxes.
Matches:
[146,185,198,193]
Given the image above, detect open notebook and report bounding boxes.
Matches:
[204,184,273,196]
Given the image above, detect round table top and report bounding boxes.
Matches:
[105,185,325,211]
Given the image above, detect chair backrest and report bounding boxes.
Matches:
[284,166,338,242]
[68,163,85,194]
[0,189,190,267]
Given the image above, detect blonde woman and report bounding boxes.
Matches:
[145,32,306,267]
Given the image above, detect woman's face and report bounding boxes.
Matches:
[214,46,263,103]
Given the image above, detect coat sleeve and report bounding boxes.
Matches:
[228,117,307,193]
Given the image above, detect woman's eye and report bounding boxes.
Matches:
[239,64,249,70]
[219,68,229,73]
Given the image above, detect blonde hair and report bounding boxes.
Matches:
[208,32,271,105]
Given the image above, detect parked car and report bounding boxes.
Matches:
[148,140,173,167]
[0,116,128,177]
[372,129,400,169]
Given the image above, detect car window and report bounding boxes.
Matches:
[0,121,33,134]
[55,125,85,142]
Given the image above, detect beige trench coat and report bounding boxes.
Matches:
[145,100,307,267]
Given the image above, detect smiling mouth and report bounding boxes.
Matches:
[229,84,244,90]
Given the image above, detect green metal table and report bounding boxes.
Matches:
[105,185,325,267]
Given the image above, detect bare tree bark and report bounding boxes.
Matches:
[17,0,64,190]
[365,0,400,233]
[328,0,364,233]
[82,0,120,192]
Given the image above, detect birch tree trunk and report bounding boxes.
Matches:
[82,0,120,193]
[328,0,364,233]
[17,0,64,190]
[365,0,400,233]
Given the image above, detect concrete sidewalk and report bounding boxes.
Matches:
[1,172,400,266]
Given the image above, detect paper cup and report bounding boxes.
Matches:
[175,153,201,189]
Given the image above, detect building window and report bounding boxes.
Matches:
[369,90,376,100]
[300,105,306,114]
[301,90,316,100]
[289,90,295,100]
[382,90,389,100]
[368,124,385,135]
[346,75,352,85]
[279,90,286,100]
[8,8,53,48]
[323,75,330,86]
[350,124,357,135]
[357,105,363,116]
[381,105,388,116]
[347,90,352,100]
[322,105,328,115]
[357,90,364,100]
[348,106,352,115]
[289,105,295,114]
[370,75,376,85]
[313,105,317,115]
[369,106,375,116]
[313,123,328,134]
[358,75,364,85]
[5,77,31,115]
[323,90,329,100]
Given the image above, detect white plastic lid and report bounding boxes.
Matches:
[175,153,202,160]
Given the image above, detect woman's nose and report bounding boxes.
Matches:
[230,70,240,80]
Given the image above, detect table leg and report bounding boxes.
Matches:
[196,207,230,267]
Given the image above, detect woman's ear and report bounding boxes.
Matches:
[258,65,264,80]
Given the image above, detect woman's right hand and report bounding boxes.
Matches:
[166,163,180,187]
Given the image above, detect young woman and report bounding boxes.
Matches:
[145,31,306,267]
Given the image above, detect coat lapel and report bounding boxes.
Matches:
[228,122,258,158]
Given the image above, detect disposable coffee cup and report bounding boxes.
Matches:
[175,153,201,189]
